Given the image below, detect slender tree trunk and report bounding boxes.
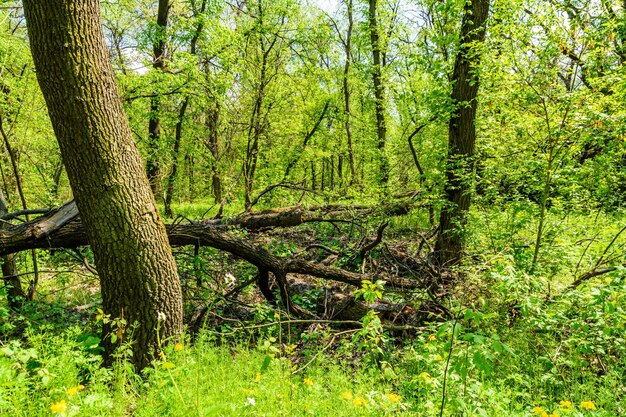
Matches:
[50,160,64,198]
[435,0,490,271]
[0,190,24,309]
[146,0,170,200]
[206,105,222,206]
[343,0,357,183]
[0,115,39,300]
[368,0,388,185]
[330,155,335,190]
[164,97,188,218]
[283,101,329,181]
[321,158,326,191]
[243,1,272,210]
[184,152,195,202]
[338,154,343,187]
[23,0,183,370]
[244,61,266,210]
[164,0,207,217]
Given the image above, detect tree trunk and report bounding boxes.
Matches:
[206,105,223,207]
[0,190,24,309]
[23,0,183,371]
[435,0,490,271]
[164,97,188,218]
[343,0,357,184]
[368,0,388,185]
[164,1,207,217]
[0,114,39,300]
[146,0,170,200]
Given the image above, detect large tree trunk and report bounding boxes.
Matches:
[435,0,490,271]
[23,0,183,371]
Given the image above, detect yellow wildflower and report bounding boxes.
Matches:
[342,391,353,400]
[174,343,183,351]
[435,355,443,361]
[67,384,85,397]
[51,400,67,413]
[242,388,255,396]
[550,413,560,417]
[541,412,548,417]
[385,393,401,403]
[352,396,367,407]
[580,401,596,410]
[303,378,313,386]
[533,406,545,415]
[428,335,437,341]
[255,372,261,381]
[559,401,572,408]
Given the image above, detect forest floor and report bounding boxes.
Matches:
[0,203,624,416]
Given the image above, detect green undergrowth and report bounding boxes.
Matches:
[0,274,625,417]
[1,205,625,416]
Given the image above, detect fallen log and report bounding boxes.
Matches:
[203,200,414,231]
[0,202,421,291]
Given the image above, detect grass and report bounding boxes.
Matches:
[0,205,625,416]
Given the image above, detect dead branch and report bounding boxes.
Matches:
[568,265,621,289]
[359,221,388,259]
[0,208,52,221]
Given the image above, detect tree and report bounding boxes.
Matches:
[0,189,24,309]
[368,0,389,185]
[22,0,183,370]
[435,0,490,271]
[146,0,171,200]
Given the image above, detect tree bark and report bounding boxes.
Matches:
[435,0,490,271]
[23,0,183,371]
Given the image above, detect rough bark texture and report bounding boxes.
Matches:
[435,0,490,271]
[22,0,183,370]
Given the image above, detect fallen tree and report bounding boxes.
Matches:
[0,201,423,315]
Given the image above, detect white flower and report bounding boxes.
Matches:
[245,397,256,406]
[157,312,166,322]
